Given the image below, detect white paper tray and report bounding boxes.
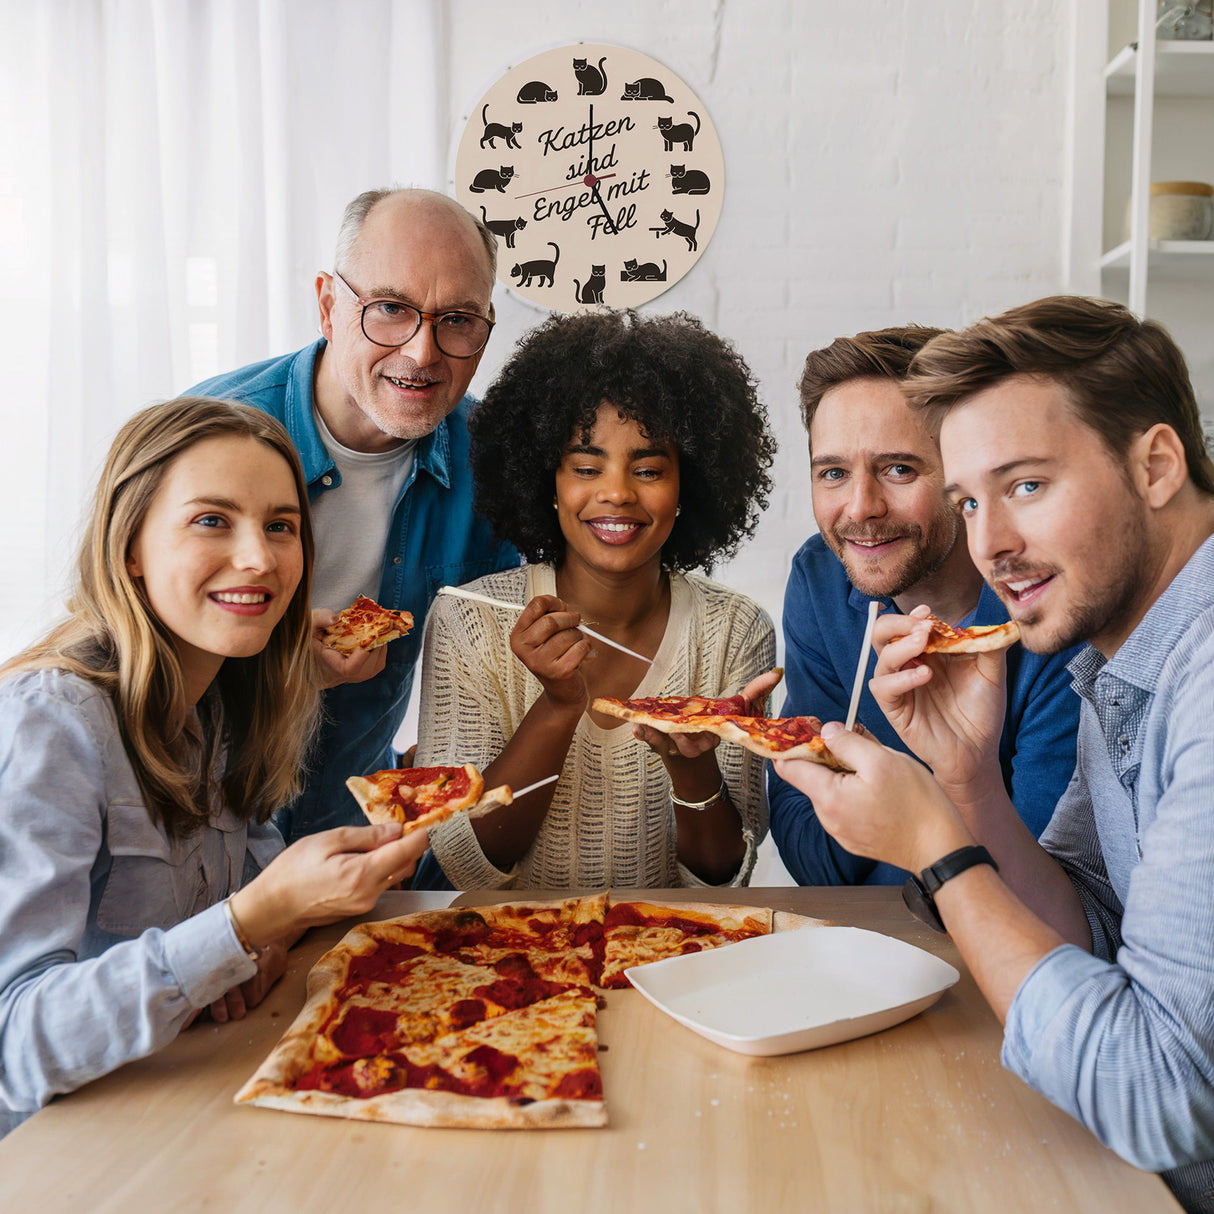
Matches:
[625,925,960,1056]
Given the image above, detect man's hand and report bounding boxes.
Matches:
[869,606,1008,797]
[510,595,594,711]
[312,608,388,689]
[773,722,973,875]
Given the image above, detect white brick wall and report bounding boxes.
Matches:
[450,0,1073,637]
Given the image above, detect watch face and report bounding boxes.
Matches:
[454,43,724,312]
[901,876,947,934]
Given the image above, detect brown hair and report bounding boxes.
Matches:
[4,397,320,836]
[904,295,1214,495]
[797,325,946,438]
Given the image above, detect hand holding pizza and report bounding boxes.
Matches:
[311,608,389,689]
[227,823,429,950]
[510,594,596,710]
[773,722,973,875]
[868,606,1010,799]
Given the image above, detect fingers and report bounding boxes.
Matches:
[739,667,784,711]
[872,613,932,659]
[311,607,339,629]
[313,636,389,688]
[315,822,407,855]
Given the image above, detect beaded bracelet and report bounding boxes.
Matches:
[669,780,727,811]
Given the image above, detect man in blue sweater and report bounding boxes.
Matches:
[769,325,1079,884]
[192,188,517,842]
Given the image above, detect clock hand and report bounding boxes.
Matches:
[589,180,618,234]
[585,102,616,234]
[514,173,616,200]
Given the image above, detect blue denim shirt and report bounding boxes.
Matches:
[768,534,1081,885]
[1002,535,1214,1211]
[0,670,278,1136]
[191,341,519,840]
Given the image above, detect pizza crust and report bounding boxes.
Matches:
[895,614,1021,655]
[345,765,512,835]
[235,894,828,1131]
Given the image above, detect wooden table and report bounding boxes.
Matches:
[0,887,1178,1213]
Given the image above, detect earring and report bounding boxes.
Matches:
[553,498,559,510]
[675,505,682,517]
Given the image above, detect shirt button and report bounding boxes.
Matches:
[321,474,333,487]
[393,557,402,565]
[1119,736,1129,749]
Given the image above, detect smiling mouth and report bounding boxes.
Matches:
[212,591,269,605]
[585,519,645,544]
[1003,575,1054,604]
[386,375,435,392]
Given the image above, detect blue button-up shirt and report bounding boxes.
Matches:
[190,341,519,840]
[768,534,1081,884]
[1003,534,1214,1211]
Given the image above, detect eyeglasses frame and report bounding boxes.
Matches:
[329,269,494,359]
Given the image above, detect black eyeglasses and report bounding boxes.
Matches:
[331,270,493,359]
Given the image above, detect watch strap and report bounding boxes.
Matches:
[920,845,998,895]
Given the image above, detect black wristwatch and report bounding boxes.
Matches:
[901,845,998,933]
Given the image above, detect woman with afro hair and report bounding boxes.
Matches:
[413,310,780,891]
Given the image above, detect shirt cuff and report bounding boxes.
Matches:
[162,901,259,1007]
[1001,942,1112,1080]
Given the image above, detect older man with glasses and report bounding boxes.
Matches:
[191,188,518,844]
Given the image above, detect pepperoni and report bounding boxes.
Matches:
[448,999,488,1030]
[329,1006,400,1056]
[552,1068,603,1099]
[340,940,429,991]
[473,976,568,1009]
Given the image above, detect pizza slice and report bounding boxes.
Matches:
[598,899,773,989]
[591,694,751,733]
[321,594,414,655]
[421,894,609,988]
[897,612,1021,654]
[345,764,513,834]
[715,715,852,770]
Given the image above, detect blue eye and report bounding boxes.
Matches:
[818,468,846,482]
[887,464,915,480]
[195,514,225,528]
[1012,481,1041,498]
[369,300,413,321]
[958,497,978,517]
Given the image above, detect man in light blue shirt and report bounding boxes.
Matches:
[192,189,518,843]
[777,296,1214,1212]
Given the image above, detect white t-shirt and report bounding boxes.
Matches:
[309,409,415,611]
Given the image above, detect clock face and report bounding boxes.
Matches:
[454,43,724,312]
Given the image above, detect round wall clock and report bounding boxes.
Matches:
[454,43,724,312]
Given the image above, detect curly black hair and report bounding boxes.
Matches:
[470,310,776,573]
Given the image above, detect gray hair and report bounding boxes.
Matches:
[332,187,498,280]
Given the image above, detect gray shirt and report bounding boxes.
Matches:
[1002,534,1214,1211]
[0,669,281,1135]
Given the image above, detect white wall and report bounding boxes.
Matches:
[444,0,1073,639]
[1,0,1074,657]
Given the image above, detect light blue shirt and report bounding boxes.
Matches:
[1003,534,1214,1211]
[0,669,281,1136]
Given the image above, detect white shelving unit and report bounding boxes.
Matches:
[1067,1,1214,413]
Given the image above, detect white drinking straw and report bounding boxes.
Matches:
[845,600,881,731]
[509,773,561,799]
[438,585,653,665]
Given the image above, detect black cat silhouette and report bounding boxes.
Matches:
[468,165,515,194]
[480,105,522,150]
[653,207,701,252]
[573,56,607,96]
[657,112,700,152]
[621,78,674,102]
[510,242,560,288]
[480,206,527,249]
[620,258,667,283]
[668,165,710,195]
[517,81,557,104]
[574,264,606,304]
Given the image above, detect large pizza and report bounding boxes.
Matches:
[236,893,821,1129]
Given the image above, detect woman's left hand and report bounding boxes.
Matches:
[633,723,718,762]
[197,938,289,1025]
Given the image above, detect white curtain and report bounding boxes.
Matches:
[0,0,449,657]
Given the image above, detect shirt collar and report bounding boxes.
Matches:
[288,338,456,490]
[1068,532,1214,697]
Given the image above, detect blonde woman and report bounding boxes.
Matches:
[0,398,426,1136]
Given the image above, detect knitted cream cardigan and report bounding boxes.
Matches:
[418,564,775,890]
